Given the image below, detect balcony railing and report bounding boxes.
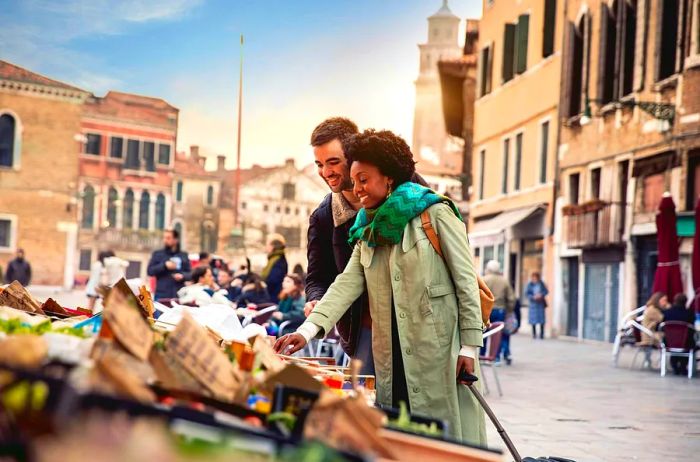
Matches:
[97,228,164,252]
[562,201,625,249]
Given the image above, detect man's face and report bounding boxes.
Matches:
[313,139,353,193]
[218,270,233,286]
[163,231,177,249]
[16,250,24,259]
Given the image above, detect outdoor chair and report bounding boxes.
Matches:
[611,306,646,367]
[479,322,504,397]
[659,321,696,378]
[277,319,303,337]
[304,327,347,365]
[240,305,278,327]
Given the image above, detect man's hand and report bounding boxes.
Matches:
[165,261,177,270]
[304,300,318,317]
[274,333,307,355]
[173,273,184,282]
[456,355,476,385]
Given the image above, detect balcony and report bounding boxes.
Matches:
[97,228,163,252]
[562,201,625,249]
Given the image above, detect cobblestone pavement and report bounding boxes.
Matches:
[481,332,699,462]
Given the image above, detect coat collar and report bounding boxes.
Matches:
[331,192,358,228]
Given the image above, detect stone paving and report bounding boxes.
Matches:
[480,332,699,462]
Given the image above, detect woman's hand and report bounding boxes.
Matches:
[456,355,476,385]
[274,333,307,355]
[303,300,318,317]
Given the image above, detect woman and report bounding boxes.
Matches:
[236,273,272,308]
[638,292,667,346]
[178,266,228,306]
[85,250,128,312]
[275,129,486,446]
[268,274,306,335]
[261,234,288,303]
[525,272,549,339]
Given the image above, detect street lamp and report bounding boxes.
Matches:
[579,93,675,128]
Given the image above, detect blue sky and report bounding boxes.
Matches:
[1,0,481,168]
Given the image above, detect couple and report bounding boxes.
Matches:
[274,118,487,446]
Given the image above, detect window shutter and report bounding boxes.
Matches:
[634,0,648,90]
[486,43,494,94]
[561,21,577,119]
[542,0,557,57]
[614,0,626,100]
[516,14,530,74]
[582,13,593,102]
[597,3,611,101]
[678,0,689,70]
[503,24,516,82]
[476,47,484,98]
[654,0,665,81]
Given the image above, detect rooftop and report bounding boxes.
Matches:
[83,91,178,129]
[429,0,459,19]
[0,60,86,93]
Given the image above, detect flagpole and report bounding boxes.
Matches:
[235,34,244,226]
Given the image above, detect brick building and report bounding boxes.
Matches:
[469,0,563,313]
[76,91,178,283]
[0,61,90,287]
[554,0,700,341]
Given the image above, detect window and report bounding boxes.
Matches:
[598,1,638,102]
[621,0,638,96]
[139,192,150,230]
[478,44,493,97]
[263,204,269,212]
[175,181,183,202]
[123,189,134,229]
[497,243,506,273]
[85,134,101,155]
[591,167,602,199]
[206,185,214,206]
[143,142,155,172]
[693,0,700,56]
[241,202,247,210]
[125,139,140,169]
[542,0,557,57]
[539,121,549,183]
[514,133,523,191]
[158,144,171,165]
[110,137,123,159]
[81,185,95,229]
[564,16,588,117]
[126,261,142,279]
[686,150,700,210]
[483,245,494,264]
[0,114,16,167]
[79,249,92,271]
[107,187,118,228]
[201,222,217,253]
[0,217,13,249]
[155,193,166,230]
[285,207,291,215]
[478,149,486,200]
[276,206,281,213]
[502,138,510,194]
[503,24,517,82]
[618,160,630,234]
[515,14,530,74]
[598,2,619,104]
[569,173,580,205]
[282,182,296,200]
[173,222,183,239]
[657,0,680,80]
[502,14,530,83]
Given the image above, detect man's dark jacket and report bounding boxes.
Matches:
[147,247,192,300]
[5,258,31,286]
[265,255,288,303]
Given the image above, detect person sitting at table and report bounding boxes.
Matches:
[662,293,695,375]
[638,292,668,347]
[235,273,273,308]
[274,128,486,446]
[267,274,306,336]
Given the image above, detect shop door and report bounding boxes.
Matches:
[583,263,619,342]
[563,257,579,336]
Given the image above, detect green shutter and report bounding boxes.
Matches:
[542,0,556,57]
[502,24,516,82]
[516,14,530,74]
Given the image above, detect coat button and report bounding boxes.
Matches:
[405,348,412,355]
[399,312,407,319]
[394,274,401,281]
[412,386,420,393]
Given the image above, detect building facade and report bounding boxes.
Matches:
[554,0,700,342]
[77,91,178,283]
[0,61,90,288]
[469,0,563,315]
[172,146,222,256]
[413,1,465,177]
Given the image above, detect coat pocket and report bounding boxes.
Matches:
[426,284,456,348]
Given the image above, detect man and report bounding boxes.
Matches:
[147,229,191,300]
[5,248,31,286]
[262,233,288,304]
[217,267,239,302]
[482,260,516,365]
[662,293,695,375]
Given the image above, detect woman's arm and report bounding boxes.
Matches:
[433,205,483,348]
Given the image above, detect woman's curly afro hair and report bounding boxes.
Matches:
[343,129,416,185]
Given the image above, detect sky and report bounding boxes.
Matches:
[0,0,482,169]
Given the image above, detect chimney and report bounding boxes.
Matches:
[285,158,295,168]
[464,19,479,55]
[198,156,206,168]
[190,145,200,160]
[217,155,226,172]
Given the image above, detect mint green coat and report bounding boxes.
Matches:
[307,203,487,446]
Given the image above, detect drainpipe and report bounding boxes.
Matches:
[550,0,569,237]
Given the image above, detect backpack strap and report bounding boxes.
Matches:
[420,210,443,258]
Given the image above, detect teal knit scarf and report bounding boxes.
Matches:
[348,182,461,247]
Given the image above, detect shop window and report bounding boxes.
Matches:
[110,137,123,158]
[85,134,101,155]
[0,114,17,168]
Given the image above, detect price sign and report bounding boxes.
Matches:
[102,287,154,361]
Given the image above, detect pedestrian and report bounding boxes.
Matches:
[275,129,486,446]
[268,274,306,336]
[5,248,31,286]
[662,293,694,375]
[638,292,667,347]
[236,273,272,308]
[147,228,191,300]
[526,271,549,339]
[261,233,288,303]
[482,260,516,365]
[85,250,129,312]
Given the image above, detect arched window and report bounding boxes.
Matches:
[173,221,183,240]
[81,185,95,229]
[107,187,118,228]
[176,180,183,202]
[155,193,166,230]
[139,191,150,230]
[0,114,16,168]
[123,189,134,229]
[206,185,214,206]
[201,221,217,253]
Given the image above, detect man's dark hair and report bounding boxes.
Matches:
[310,117,359,147]
[191,266,210,283]
[343,129,416,186]
[166,228,180,240]
[673,293,689,308]
[199,252,210,261]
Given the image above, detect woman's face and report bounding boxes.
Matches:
[350,161,393,209]
[282,276,295,292]
[659,295,669,308]
[201,268,214,286]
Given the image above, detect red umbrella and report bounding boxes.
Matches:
[693,196,700,314]
[652,193,684,299]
